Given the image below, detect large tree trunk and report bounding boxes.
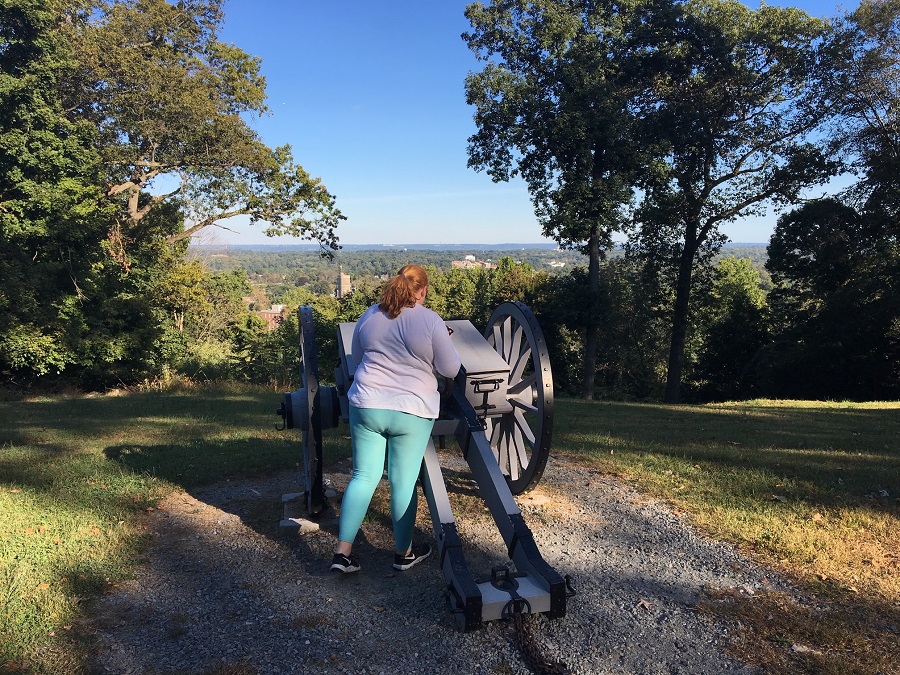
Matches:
[580,228,601,399]
[664,225,699,403]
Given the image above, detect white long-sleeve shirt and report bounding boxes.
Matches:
[347,303,462,419]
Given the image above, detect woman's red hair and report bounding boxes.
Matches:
[379,264,428,319]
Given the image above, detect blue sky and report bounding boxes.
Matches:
[212,0,856,247]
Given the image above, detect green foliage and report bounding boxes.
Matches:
[200,246,588,281]
[0,0,344,390]
[254,293,346,390]
[829,0,900,214]
[195,246,778,401]
[543,260,672,399]
[427,267,478,320]
[755,2,900,401]
[158,264,259,380]
[463,0,676,247]
[767,199,865,321]
[1,0,116,383]
[227,312,267,381]
[691,257,771,401]
[67,0,344,246]
[464,0,679,395]
[4,0,894,406]
[631,0,838,402]
[462,0,840,401]
[761,199,900,400]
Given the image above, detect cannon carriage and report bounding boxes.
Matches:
[277,302,573,631]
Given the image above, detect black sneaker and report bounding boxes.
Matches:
[393,543,432,571]
[330,552,360,573]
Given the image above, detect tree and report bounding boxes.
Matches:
[65,0,345,249]
[829,0,900,222]
[692,257,769,401]
[633,0,837,402]
[160,265,256,378]
[753,1,900,400]
[425,267,477,321]
[463,0,673,398]
[1,0,346,387]
[766,199,866,322]
[0,0,110,381]
[763,199,900,399]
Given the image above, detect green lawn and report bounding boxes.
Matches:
[554,398,899,599]
[552,398,900,674]
[1,388,897,673]
[0,386,300,673]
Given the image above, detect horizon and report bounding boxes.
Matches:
[189,241,769,251]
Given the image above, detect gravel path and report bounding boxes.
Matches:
[88,450,786,674]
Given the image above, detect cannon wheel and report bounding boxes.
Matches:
[483,302,554,494]
[299,306,326,515]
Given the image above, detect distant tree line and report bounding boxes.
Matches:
[197,244,769,306]
[1,0,897,402]
[197,246,590,281]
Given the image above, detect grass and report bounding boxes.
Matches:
[553,398,900,674]
[1,388,897,673]
[0,385,301,673]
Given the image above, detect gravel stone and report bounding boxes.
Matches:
[87,450,789,674]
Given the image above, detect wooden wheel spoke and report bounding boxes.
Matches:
[489,324,501,355]
[510,343,532,383]
[511,397,538,415]
[512,408,536,448]
[484,419,497,458]
[498,417,522,481]
[496,318,511,361]
[509,426,523,481]
[508,323,524,368]
[509,372,536,397]
[499,318,512,362]
[514,435,530,478]
[484,418,496,441]
[499,423,514,475]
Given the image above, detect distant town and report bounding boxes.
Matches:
[208,243,768,331]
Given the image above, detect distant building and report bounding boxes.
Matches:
[336,268,352,298]
[259,304,285,331]
[451,259,497,270]
[548,261,566,268]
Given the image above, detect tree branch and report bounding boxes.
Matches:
[166,208,248,244]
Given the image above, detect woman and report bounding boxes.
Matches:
[331,264,462,574]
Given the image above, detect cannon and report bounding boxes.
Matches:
[276,302,573,631]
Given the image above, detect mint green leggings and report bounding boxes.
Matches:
[338,406,434,553]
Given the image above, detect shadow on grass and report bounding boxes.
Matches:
[555,399,900,515]
[104,436,298,490]
[700,585,900,675]
[0,388,301,481]
[0,389,317,567]
[0,390,270,440]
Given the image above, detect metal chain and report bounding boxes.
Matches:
[513,612,570,675]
